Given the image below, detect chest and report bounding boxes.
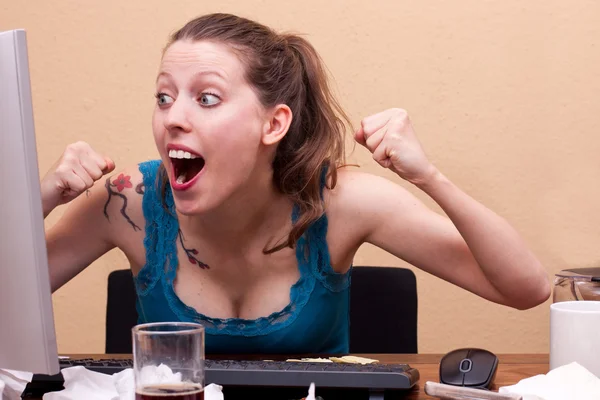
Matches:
[172,237,302,320]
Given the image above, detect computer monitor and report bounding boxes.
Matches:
[0,29,60,375]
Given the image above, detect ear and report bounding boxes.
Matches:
[261,104,292,146]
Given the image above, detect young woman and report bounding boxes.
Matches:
[41,13,549,354]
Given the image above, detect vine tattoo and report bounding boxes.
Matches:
[135,182,145,195]
[103,173,141,231]
[178,229,209,269]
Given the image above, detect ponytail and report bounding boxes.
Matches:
[264,34,350,253]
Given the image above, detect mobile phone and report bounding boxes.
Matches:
[424,381,523,400]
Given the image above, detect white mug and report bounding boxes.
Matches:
[550,300,600,377]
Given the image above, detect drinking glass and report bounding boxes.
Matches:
[133,322,205,400]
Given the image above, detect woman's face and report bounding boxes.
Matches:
[153,39,269,215]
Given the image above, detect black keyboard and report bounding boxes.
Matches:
[59,358,419,390]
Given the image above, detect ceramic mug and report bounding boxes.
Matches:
[550,300,600,377]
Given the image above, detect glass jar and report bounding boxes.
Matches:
[553,268,600,303]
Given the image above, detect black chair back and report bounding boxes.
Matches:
[105,269,137,354]
[349,266,418,353]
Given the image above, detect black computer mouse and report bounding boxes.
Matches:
[439,348,498,389]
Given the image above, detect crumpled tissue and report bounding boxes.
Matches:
[1,365,317,400]
[0,369,33,400]
[499,362,600,400]
[0,365,223,400]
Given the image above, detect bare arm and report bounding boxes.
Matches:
[343,108,550,310]
[41,141,146,291]
[46,166,146,291]
[416,170,549,308]
[46,177,116,291]
[336,170,549,310]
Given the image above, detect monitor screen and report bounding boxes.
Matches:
[0,29,60,375]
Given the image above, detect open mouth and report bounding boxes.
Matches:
[168,149,205,185]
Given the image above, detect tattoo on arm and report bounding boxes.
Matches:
[103,173,141,231]
[178,229,209,269]
[135,182,145,195]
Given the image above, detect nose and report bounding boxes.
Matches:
[163,97,193,134]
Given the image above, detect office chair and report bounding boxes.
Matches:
[105,266,418,354]
[348,266,418,354]
[105,269,138,354]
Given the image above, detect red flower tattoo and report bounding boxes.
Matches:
[112,173,133,192]
[104,175,140,231]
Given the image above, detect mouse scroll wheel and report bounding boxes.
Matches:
[459,358,472,373]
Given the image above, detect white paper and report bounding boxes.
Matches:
[306,382,316,400]
[499,362,600,400]
[112,369,135,400]
[0,369,33,400]
[138,364,182,388]
[0,365,316,400]
[0,366,222,400]
[43,366,117,400]
[205,383,224,400]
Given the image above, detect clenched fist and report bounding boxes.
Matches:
[41,141,115,216]
[354,108,437,185]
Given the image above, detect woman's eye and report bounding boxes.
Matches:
[199,93,220,107]
[156,93,174,106]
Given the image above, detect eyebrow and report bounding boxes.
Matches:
[156,70,228,84]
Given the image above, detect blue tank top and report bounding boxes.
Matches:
[133,160,352,354]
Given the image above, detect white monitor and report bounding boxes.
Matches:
[0,29,60,375]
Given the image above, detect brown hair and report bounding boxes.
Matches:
[158,13,351,253]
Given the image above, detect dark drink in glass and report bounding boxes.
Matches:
[135,383,204,400]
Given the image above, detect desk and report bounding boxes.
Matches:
[32,354,549,399]
[372,354,549,399]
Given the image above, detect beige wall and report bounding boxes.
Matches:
[2,0,599,354]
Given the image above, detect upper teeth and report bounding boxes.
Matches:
[169,149,199,159]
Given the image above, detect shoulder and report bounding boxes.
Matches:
[94,159,164,239]
[325,167,422,218]
[62,163,146,221]
[109,159,165,198]
[101,164,147,230]
[323,167,429,247]
[108,164,146,192]
[104,159,167,213]
[48,162,150,248]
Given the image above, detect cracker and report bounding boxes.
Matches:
[329,355,379,364]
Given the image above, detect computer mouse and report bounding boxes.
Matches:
[439,348,498,389]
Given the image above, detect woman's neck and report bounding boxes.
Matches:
[177,169,293,254]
